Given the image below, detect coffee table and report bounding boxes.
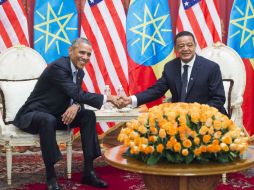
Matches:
[104,145,254,190]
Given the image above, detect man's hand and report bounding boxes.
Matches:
[107,95,120,108]
[117,96,132,108]
[61,104,80,125]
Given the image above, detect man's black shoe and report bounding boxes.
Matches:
[46,178,61,190]
[81,171,108,188]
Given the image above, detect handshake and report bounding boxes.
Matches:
[107,95,132,109]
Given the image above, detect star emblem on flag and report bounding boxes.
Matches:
[127,1,173,66]
[229,0,254,48]
[34,2,77,54]
[228,0,254,58]
[129,4,169,55]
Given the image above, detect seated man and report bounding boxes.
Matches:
[14,38,119,189]
[120,31,227,115]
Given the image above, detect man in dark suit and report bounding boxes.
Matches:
[119,31,227,115]
[14,38,118,189]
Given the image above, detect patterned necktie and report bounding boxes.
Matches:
[70,71,77,105]
[180,64,189,102]
[73,71,77,84]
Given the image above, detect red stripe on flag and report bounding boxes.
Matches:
[176,0,221,50]
[185,8,207,48]
[84,62,101,93]
[242,59,254,136]
[81,13,115,92]
[2,1,29,46]
[202,1,221,42]
[0,21,12,48]
[91,5,128,93]
[105,0,126,50]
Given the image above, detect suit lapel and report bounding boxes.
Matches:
[186,56,201,97]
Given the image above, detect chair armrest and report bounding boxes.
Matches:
[0,110,18,137]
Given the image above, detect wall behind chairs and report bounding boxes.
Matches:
[21,0,234,47]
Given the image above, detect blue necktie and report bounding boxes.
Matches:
[180,65,189,102]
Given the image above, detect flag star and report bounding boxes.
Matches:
[184,1,189,7]
[89,0,94,3]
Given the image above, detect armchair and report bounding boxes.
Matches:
[0,45,73,184]
[200,43,246,133]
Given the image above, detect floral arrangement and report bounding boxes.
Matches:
[118,103,249,165]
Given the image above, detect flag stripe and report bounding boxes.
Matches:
[81,11,115,93]
[95,2,129,90]
[82,1,129,94]
[0,0,29,51]
[176,0,221,51]
[185,8,208,48]
[0,21,12,49]
[81,0,129,135]
[1,0,29,46]
[11,0,29,42]
[206,0,221,40]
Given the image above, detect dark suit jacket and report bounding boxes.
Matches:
[14,56,104,129]
[136,55,227,115]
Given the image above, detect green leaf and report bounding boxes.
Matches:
[175,153,184,163]
[147,154,162,165]
[166,152,176,163]
[185,152,194,164]
[217,153,230,163]
[186,115,191,128]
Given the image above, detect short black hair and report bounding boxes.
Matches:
[174,31,196,45]
[71,37,91,48]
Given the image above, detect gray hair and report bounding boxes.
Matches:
[71,37,91,48]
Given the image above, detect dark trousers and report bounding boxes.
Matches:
[21,109,101,166]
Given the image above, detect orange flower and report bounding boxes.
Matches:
[214,131,222,139]
[173,142,181,152]
[144,146,154,154]
[118,102,249,164]
[166,140,173,150]
[156,144,164,153]
[194,148,202,156]
[200,145,207,153]
[212,139,220,145]
[182,149,189,156]
[148,135,158,143]
[190,112,200,123]
[220,143,229,152]
[137,125,147,134]
[167,126,178,136]
[183,139,192,148]
[150,126,158,135]
[159,129,167,139]
[213,120,221,130]
[130,146,140,154]
[222,136,232,145]
[194,137,200,145]
[203,134,211,144]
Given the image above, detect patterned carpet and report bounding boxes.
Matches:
[1,141,254,190]
[0,150,146,190]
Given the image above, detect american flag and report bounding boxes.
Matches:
[176,0,221,51]
[0,0,29,52]
[80,0,129,134]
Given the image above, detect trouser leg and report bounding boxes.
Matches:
[70,109,101,174]
[21,112,62,179]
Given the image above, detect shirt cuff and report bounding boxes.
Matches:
[131,95,138,108]
[103,95,107,104]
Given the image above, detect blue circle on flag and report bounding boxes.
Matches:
[126,0,174,66]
